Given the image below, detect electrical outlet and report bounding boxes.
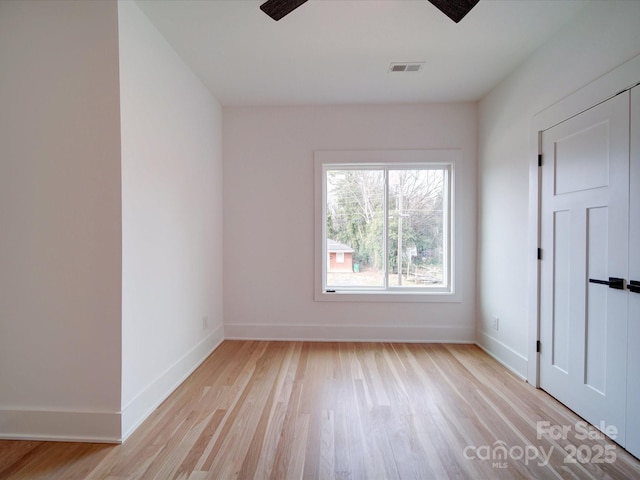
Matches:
[202,316,208,330]
[492,316,499,331]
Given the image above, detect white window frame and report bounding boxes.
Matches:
[315,149,462,303]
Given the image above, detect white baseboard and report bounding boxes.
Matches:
[0,325,224,444]
[224,323,475,343]
[0,409,121,443]
[121,324,224,441]
[476,331,528,380]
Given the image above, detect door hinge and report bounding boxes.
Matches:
[538,154,542,167]
[537,248,542,260]
[536,340,541,353]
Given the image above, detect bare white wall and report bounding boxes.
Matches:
[118,1,224,439]
[223,104,477,342]
[478,1,640,377]
[0,0,123,440]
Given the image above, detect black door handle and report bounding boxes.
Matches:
[629,280,640,294]
[589,277,625,289]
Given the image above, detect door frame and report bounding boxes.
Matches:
[527,54,640,387]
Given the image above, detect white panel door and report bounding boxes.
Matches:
[626,86,640,458]
[540,92,630,445]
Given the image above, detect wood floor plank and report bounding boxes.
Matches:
[2,341,640,479]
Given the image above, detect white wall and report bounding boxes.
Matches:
[0,0,123,440]
[478,1,640,377]
[119,2,223,436]
[223,104,477,342]
[118,1,224,439]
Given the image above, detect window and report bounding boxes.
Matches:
[315,150,459,302]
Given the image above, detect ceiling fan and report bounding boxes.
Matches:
[260,0,480,23]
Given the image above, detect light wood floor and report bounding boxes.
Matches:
[1,341,640,479]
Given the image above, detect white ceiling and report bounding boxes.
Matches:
[135,0,590,106]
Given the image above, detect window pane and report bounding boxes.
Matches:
[326,169,384,288]
[387,169,446,288]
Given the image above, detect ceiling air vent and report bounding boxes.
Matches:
[389,62,424,73]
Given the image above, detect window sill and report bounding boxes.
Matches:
[315,289,461,303]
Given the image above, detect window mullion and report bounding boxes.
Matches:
[383,167,389,291]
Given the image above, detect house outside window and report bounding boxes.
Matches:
[327,239,353,272]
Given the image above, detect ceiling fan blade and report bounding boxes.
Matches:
[260,0,310,21]
[428,0,480,23]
